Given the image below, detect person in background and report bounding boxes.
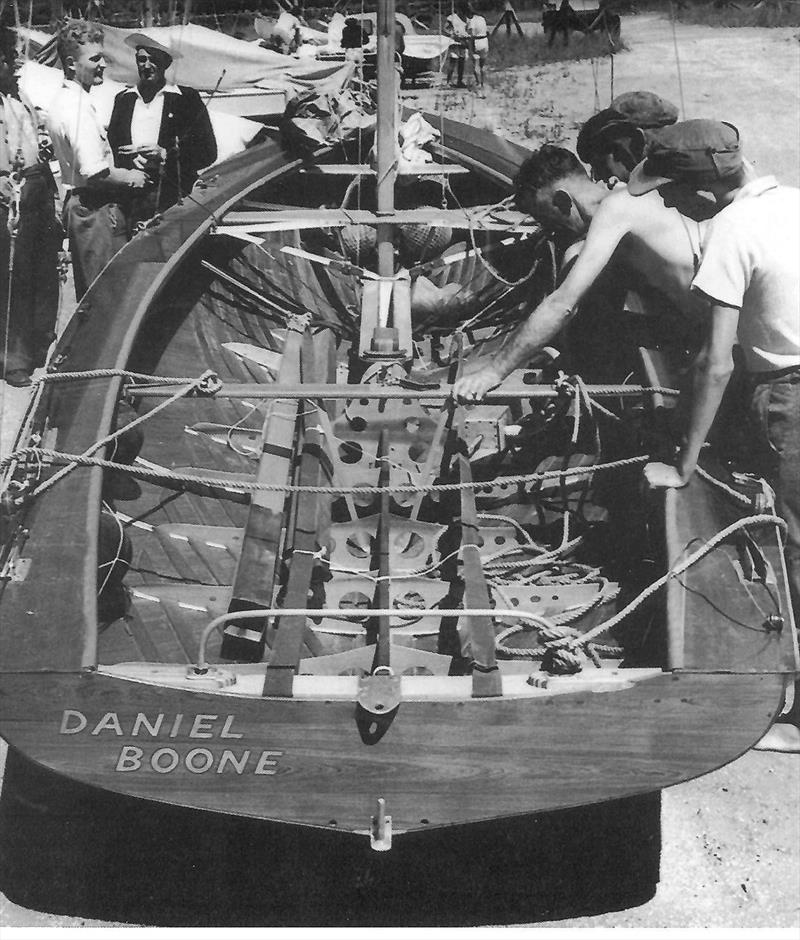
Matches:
[0,25,60,387]
[341,15,368,63]
[544,0,576,48]
[463,2,489,95]
[107,34,217,230]
[629,120,800,753]
[444,3,468,88]
[491,0,524,38]
[576,92,679,187]
[46,19,147,301]
[273,0,304,54]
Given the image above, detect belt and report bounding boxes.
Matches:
[748,363,800,383]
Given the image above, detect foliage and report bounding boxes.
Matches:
[490,28,626,67]
[674,0,800,28]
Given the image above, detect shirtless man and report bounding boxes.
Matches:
[453,144,710,401]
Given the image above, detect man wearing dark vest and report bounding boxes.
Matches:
[107,34,217,228]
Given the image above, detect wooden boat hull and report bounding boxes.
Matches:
[1,118,796,843]
[0,670,786,834]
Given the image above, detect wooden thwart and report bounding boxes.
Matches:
[216,206,532,236]
[300,162,470,176]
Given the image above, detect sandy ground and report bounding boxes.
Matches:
[0,12,798,932]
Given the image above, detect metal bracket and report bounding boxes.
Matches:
[357,667,401,715]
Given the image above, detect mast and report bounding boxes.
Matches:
[375,0,397,279]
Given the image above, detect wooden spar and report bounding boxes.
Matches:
[219,321,304,661]
[371,429,393,671]
[262,334,334,697]
[127,382,665,401]
[375,0,397,280]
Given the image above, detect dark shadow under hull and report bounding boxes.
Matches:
[0,746,659,926]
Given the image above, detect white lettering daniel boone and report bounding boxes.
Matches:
[59,710,283,776]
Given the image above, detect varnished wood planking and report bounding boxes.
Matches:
[667,471,797,673]
[0,140,301,673]
[0,670,785,833]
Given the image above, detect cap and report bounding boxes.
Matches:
[610,91,679,130]
[124,33,182,60]
[576,108,639,163]
[627,119,742,195]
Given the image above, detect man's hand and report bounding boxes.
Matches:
[643,461,690,490]
[452,365,503,403]
[126,169,149,189]
[119,145,166,173]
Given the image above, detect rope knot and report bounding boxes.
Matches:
[195,372,222,396]
[541,646,583,675]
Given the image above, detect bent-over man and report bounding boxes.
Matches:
[629,120,800,752]
[576,91,678,187]
[453,144,711,401]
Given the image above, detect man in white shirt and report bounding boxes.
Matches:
[107,34,217,229]
[463,3,489,94]
[0,25,60,387]
[46,20,147,300]
[630,120,800,752]
[444,6,468,88]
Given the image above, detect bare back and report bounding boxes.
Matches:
[605,188,710,315]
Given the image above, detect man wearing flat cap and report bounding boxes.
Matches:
[632,119,800,753]
[107,33,217,227]
[576,91,679,187]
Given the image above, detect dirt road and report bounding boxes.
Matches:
[0,12,798,930]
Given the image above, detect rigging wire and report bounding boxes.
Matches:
[669,0,688,119]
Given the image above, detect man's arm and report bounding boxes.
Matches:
[62,100,147,192]
[453,196,629,402]
[182,88,218,180]
[86,165,148,191]
[644,301,739,488]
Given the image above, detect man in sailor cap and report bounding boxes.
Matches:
[107,32,216,226]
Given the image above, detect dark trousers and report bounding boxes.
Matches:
[749,369,800,621]
[0,171,60,376]
[64,190,128,301]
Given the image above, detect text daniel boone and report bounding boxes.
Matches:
[59,710,283,775]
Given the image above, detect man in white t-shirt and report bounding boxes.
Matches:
[630,120,800,752]
[46,20,147,299]
[444,7,468,88]
[463,2,489,93]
